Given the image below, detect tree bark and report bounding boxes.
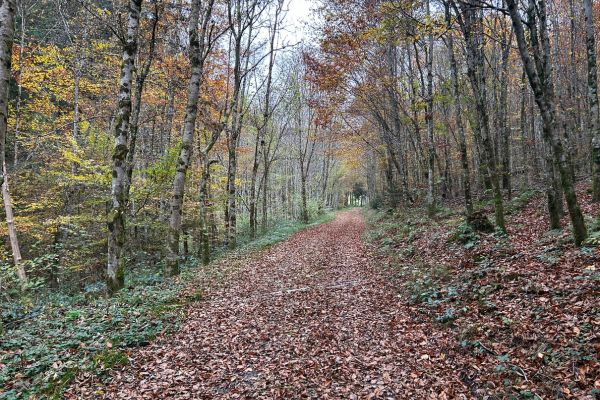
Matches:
[584,0,600,201]
[445,3,473,221]
[198,157,212,266]
[107,0,142,293]
[0,0,24,284]
[507,0,588,245]
[426,0,436,216]
[13,1,23,168]
[166,0,214,275]
[2,162,24,283]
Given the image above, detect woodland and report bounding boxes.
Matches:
[0,0,599,398]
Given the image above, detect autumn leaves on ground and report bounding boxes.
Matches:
[67,210,459,399]
[70,210,442,398]
[65,201,599,399]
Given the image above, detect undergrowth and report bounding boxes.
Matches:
[0,212,334,400]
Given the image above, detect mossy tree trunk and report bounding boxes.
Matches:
[584,0,600,202]
[166,0,216,276]
[452,0,507,233]
[507,0,588,245]
[107,0,142,293]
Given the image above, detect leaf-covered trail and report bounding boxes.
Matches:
[69,210,468,399]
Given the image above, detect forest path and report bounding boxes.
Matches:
[69,210,464,399]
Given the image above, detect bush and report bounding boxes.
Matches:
[370,194,384,210]
[448,221,480,248]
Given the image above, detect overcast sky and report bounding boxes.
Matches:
[282,0,314,44]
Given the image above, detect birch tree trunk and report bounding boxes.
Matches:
[166,0,203,276]
[0,0,14,189]
[2,162,24,283]
[107,0,142,293]
[584,0,600,201]
[13,1,23,168]
[127,3,158,190]
[0,0,25,284]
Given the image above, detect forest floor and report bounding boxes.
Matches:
[65,193,600,400]
[67,209,472,399]
[0,216,335,399]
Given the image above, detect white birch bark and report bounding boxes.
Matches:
[107,0,142,292]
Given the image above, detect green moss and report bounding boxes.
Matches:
[43,367,80,400]
[183,288,205,303]
[93,349,129,371]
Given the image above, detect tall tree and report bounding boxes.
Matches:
[506,0,588,245]
[225,0,264,248]
[0,0,25,284]
[444,1,473,222]
[425,0,436,216]
[249,0,282,239]
[165,0,216,276]
[453,0,507,233]
[584,0,600,201]
[107,0,143,293]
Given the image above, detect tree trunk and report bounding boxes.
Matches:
[0,0,14,187]
[300,171,309,223]
[249,129,260,239]
[520,69,530,187]
[426,0,436,216]
[226,17,246,250]
[226,139,238,248]
[445,3,473,221]
[454,0,506,232]
[166,0,203,276]
[13,2,23,168]
[499,26,512,199]
[0,0,24,284]
[107,0,142,293]
[507,0,588,245]
[261,163,270,233]
[3,162,24,283]
[584,0,600,201]
[198,157,211,266]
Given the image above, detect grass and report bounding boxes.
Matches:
[0,211,335,400]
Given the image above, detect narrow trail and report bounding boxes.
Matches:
[68,210,468,399]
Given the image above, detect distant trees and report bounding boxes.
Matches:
[308,0,597,244]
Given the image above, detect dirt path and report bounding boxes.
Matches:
[68,210,468,399]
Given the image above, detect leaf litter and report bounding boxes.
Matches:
[67,193,600,399]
